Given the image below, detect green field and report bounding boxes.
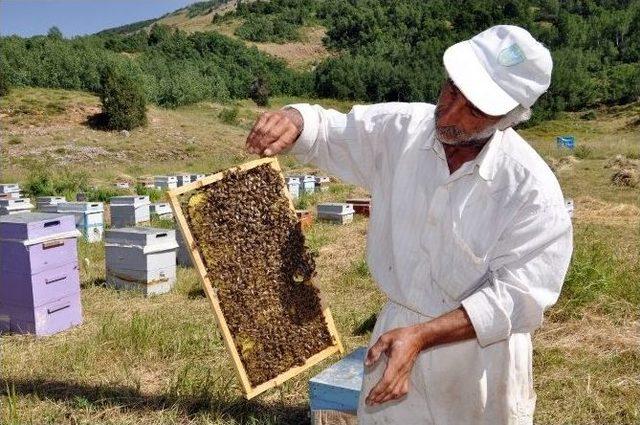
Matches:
[1,88,639,424]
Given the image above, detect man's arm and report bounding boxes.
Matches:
[364,307,476,406]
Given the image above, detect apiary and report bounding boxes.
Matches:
[315,176,331,192]
[57,202,105,243]
[191,174,206,182]
[105,227,178,296]
[346,198,371,217]
[168,157,343,399]
[309,347,366,416]
[150,203,173,220]
[317,203,355,224]
[109,196,150,228]
[296,209,314,231]
[0,198,35,216]
[115,182,130,189]
[155,175,178,190]
[565,198,574,218]
[0,213,83,336]
[36,196,67,213]
[176,174,192,187]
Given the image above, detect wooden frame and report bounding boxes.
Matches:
[167,157,344,399]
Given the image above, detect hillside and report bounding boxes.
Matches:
[1,87,639,424]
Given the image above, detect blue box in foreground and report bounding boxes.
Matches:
[309,347,366,412]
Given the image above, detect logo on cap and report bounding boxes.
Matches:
[498,43,526,67]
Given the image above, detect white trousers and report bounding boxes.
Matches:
[357,301,536,425]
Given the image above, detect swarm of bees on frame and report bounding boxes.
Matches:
[184,164,333,386]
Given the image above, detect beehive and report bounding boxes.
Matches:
[0,213,83,336]
[105,227,178,296]
[190,174,206,182]
[150,203,173,220]
[291,175,316,194]
[175,230,192,267]
[0,183,20,196]
[115,182,130,189]
[346,198,371,217]
[154,176,178,190]
[168,157,343,399]
[309,347,366,413]
[317,203,355,224]
[36,196,67,213]
[176,174,192,187]
[0,198,35,216]
[285,176,301,199]
[109,196,150,228]
[57,202,105,243]
[296,209,314,231]
[314,176,331,192]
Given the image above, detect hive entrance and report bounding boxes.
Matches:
[168,158,342,398]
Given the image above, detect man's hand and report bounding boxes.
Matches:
[364,325,423,406]
[364,307,477,407]
[245,108,303,156]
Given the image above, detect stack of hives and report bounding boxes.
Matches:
[105,227,178,296]
[57,202,105,243]
[285,176,301,199]
[176,174,192,187]
[109,196,150,228]
[0,213,83,336]
[314,176,331,192]
[346,198,371,217]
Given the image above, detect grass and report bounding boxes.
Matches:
[1,87,639,423]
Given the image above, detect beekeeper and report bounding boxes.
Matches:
[246,25,573,424]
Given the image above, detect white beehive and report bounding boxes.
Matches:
[109,196,150,228]
[0,198,35,216]
[36,196,67,213]
[317,203,355,224]
[150,203,173,220]
[154,176,178,190]
[190,174,206,182]
[285,177,300,200]
[105,227,178,296]
[0,183,20,195]
[115,182,130,189]
[176,174,192,187]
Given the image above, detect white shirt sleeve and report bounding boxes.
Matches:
[461,202,573,347]
[284,103,398,191]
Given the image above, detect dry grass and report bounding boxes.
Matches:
[1,88,639,423]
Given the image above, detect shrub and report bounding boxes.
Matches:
[23,166,89,199]
[99,61,147,130]
[573,145,593,159]
[250,76,270,107]
[218,106,239,124]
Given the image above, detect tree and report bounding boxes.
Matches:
[99,61,147,130]
[0,68,10,97]
[250,76,270,106]
[47,26,63,40]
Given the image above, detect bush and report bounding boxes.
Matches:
[99,61,147,130]
[573,145,593,159]
[23,166,89,199]
[0,67,10,97]
[135,184,165,203]
[218,106,239,124]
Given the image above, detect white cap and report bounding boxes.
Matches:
[443,25,552,116]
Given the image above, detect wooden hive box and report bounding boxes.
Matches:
[167,157,344,399]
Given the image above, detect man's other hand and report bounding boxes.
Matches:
[245,108,303,157]
[364,325,423,406]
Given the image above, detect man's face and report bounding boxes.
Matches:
[435,79,502,145]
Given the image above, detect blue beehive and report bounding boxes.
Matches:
[309,347,366,412]
[556,135,575,149]
[57,202,104,243]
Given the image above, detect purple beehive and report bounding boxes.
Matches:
[0,212,83,336]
